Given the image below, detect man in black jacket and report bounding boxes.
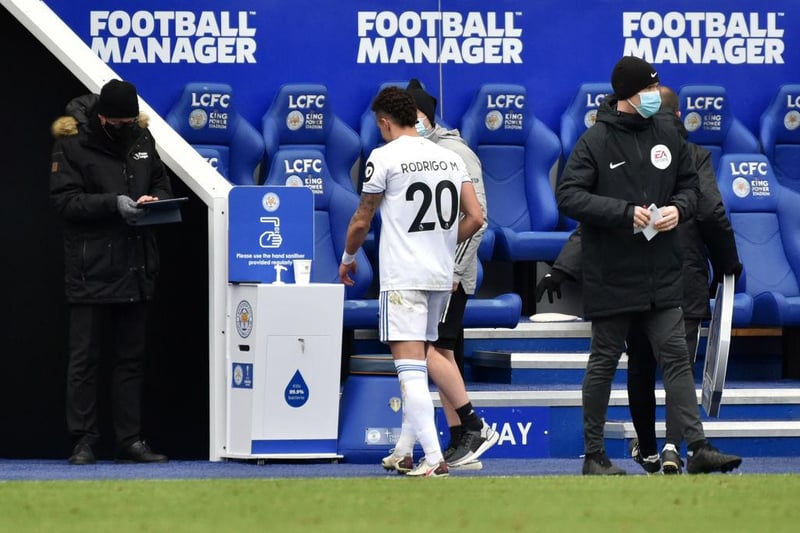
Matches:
[50,79,170,465]
[542,86,743,475]
[556,56,741,475]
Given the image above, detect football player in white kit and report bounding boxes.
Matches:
[339,86,484,477]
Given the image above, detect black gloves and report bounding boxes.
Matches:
[116,195,143,224]
[535,269,568,304]
[709,261,743,297]
[725,261,744,279]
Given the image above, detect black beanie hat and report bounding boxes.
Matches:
[406,79,437,126]
[611,56,659,100]
[97,79,140,118]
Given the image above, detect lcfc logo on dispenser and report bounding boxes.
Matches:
[262,192,280,212]
[235,300,253,338]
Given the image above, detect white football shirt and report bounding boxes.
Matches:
[362,135,471,291]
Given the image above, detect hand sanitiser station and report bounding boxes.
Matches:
[224,186,343,460]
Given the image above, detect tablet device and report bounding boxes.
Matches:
[137,197,189,209]
[131,197,189,225]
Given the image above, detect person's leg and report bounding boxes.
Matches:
[659,316,703,473]
[110,302,148,449]
[582,313,629,475]
[625,321,658,457]
[664,317,702,448]
[684,318,702,367]
[642,308,740,473]
[381,290,447,474]
[427,285,482,452]
[429,286,470,428]
[66,304,104,459]
[641,308,705,446]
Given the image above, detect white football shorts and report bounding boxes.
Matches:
[378,289,450,343]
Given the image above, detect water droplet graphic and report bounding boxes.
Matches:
[284,370,309,407]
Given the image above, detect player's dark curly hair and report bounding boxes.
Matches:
[371,86,417,127]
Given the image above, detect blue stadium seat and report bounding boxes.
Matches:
[263,147,373,307]
[560,82,613,163]
[262,83,361,193]
[558,82,613,232]
[459,83,571,263]
[678,85,761,174]
[716,153,800,326]
[193,147,228,181]
[759,84,800,194]
[165,82,265,185]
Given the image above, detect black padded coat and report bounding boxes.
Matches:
[553,119,740,321]
[50,94,173,304]
[556,98,698,318]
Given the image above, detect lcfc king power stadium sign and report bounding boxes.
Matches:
[89,10,257,63]
[622,11,785,64]
[485,92,524,131]
[729,160,772,198]
[188,90,231,130]
[357,10,523,64]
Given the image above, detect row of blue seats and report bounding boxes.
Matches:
[166,81,800,329]
[166,81,800,265]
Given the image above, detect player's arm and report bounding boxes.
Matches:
[339,192,382,285]
[457,181,483,244]
[345,192,381,254]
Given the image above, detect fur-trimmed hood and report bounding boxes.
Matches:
[51,93,149,139]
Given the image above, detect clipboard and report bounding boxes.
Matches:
[131,197,189,225]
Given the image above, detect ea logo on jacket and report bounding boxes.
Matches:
[650,144,672,170]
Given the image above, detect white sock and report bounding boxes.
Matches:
[394,359,443,464]
[392,359,419,456]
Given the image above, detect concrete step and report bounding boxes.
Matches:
[470,350,624,384]
[604,420,800,459]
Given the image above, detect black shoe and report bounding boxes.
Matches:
[446,420,499,467]
[116,440,168,464]
[629,438,661,474]
[661,444,684,475]
[68,442,96,465]
[443,426,464,463]
[687,444,741,474]
[583,451,626,475]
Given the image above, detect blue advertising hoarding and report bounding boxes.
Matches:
[42,1,800,138]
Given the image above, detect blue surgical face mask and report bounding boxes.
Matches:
[628,90,661,118]
[415,118,430,137]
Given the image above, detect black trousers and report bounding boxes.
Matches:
[66,302,148,448]
[626,317,702,454]
[583,308,705,455]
